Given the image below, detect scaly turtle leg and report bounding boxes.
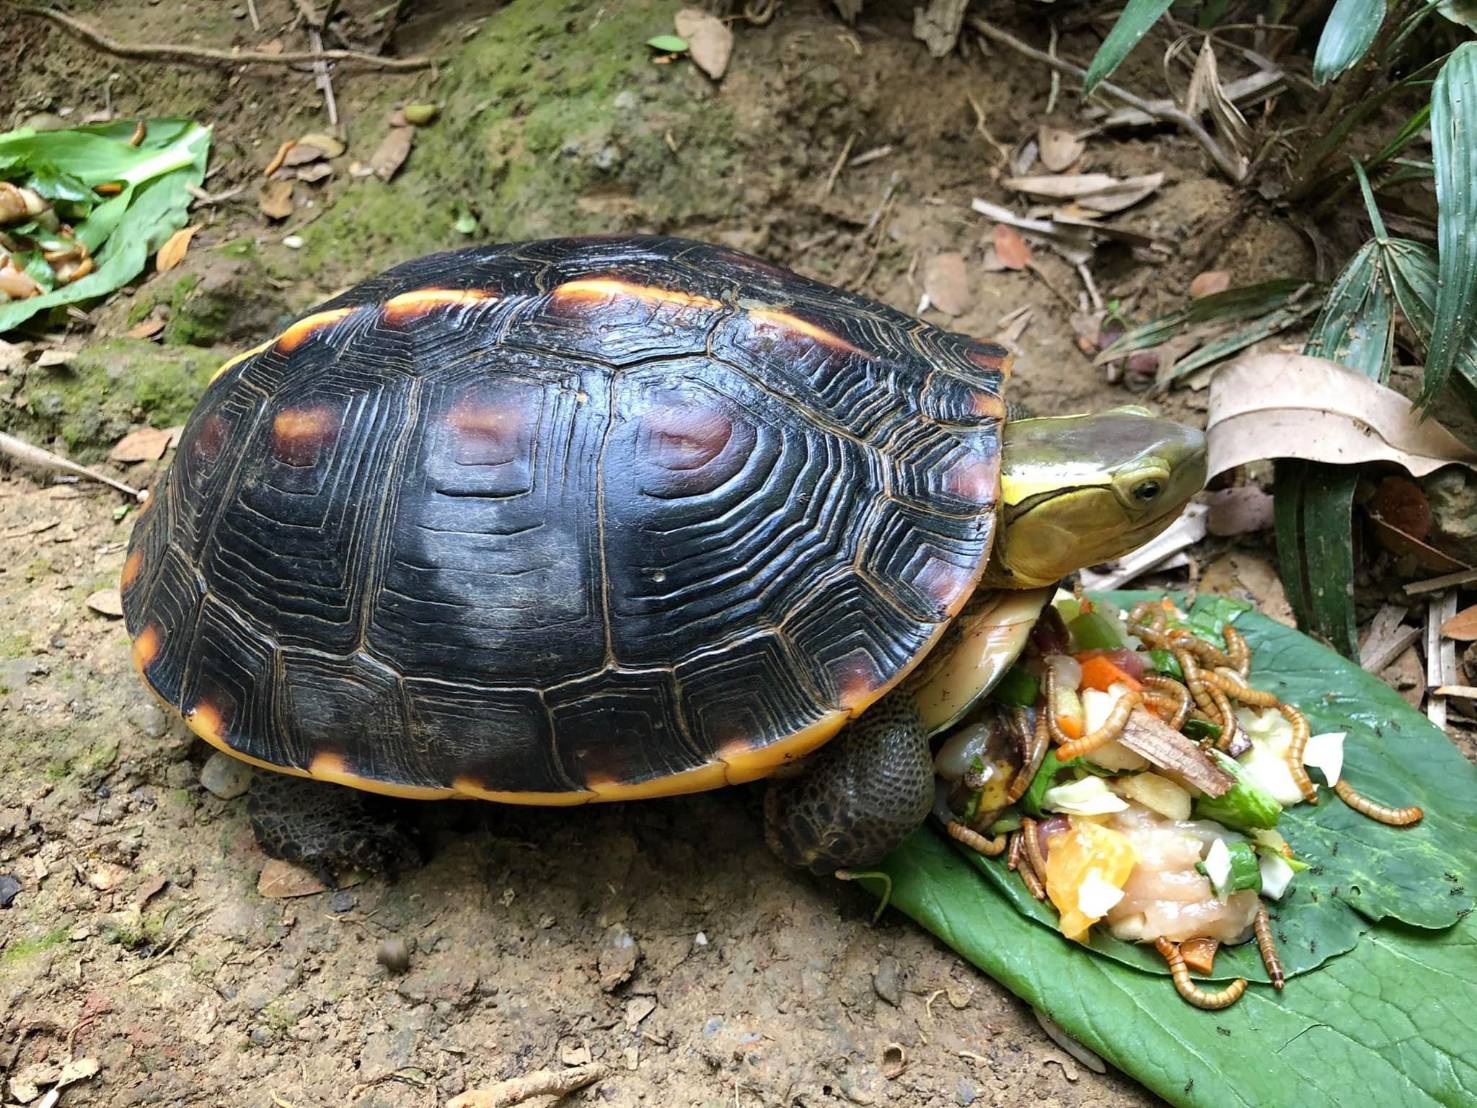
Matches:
[764,695,933,874]
[247,774,424,882]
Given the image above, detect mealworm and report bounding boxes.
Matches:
[1043,667,1072,746]
[1204,668,1280,709]
[1018,855,1048,900]
[1223,624,1251,677]
[1006,828,1023,870]
[1131,622,1237,670]
[1128,600,1167,629]
[1020,816,1050,884]
[1177,651,1240,751]
[1278,702,1319,804]
[1055,692,1141,760]
[1333,779,1423,825]
[1141,675,1191,729]
[1154,937,1248,1010]
[1254,905,1284,990]
[1006,711,1050,805]
[947,820,1008,855]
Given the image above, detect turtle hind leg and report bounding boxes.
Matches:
[247,774,425,882]
[763,695,934,875]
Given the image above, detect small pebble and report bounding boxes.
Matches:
[283,235,305,249]
[402,103,439,126]
[873,956,902,1006]
[956,1076,979,1106]
[377,936,412,973]
[200,751,253,799]
[0,874,21,908]
[330,889,356,913]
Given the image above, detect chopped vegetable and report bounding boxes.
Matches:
[1113,772,1192,821]
[1258,851,1298,900]
[1196,840,1263,899]
[1303,730,1346,786]
[1181,717,1222,743]
[1192,751,1282,831]
[1077,870,1127,917]
[1054,684,1085,740]
[1020,750,1071,818]
[1043,819,1138,942]
[1148,647,1184,680]
[1179,935,1218,975]
[1042,775,1129,816]
[1200,838,1233,895]
[1070,610,1126,652]
[993,663,1040,707]
[1078,653,1145,693]
[1238,708,1307,806]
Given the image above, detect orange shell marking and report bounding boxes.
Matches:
[382,288,496,323]
[453,777,595,806]
[969,388,1006,419]
[308,752,454,801]
[747,307,865,357]
[209,339,271,383]
[719,709,849,785]
[120,548,144,591]
[550,277,721,311]
[274,307,354,353]
[131,625,161,673]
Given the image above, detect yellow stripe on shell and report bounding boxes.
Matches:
[382,288,496,322]
[209,339,271,383]
[274,307,354,353]
[550,278,722,311]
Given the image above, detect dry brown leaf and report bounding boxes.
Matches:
[257,859,328,898]
[298,131,346,158]
[1200,550,1296,627]
[1441,604,1477,641]
[1002,172,1164,213]
[155,226,197,272]
[993,223,1032,271]
[1206,354,1477,478]
[126,318,165,340]
[86,587,124,618]
[134,872,168,908]
[675,8,734,80]
[110,425,173,463]
[1189,270,1230,299]
[282,142,327,167]
[371,126,415,181]
[296,162,333,184]
[922,252,970,316]
[1204,485,1274,535]
[258,178,294,221]
[1037,124,1085,172]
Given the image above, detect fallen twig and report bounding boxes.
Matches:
[0,431,145,501]
[968,17,1246,183]
[15,5,434,70]
[447,1063,612,1108]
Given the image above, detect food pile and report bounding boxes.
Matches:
[934,594,1424,1009]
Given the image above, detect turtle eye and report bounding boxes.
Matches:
[1132,479,1162,502]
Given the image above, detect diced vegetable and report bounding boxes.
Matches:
[1179,935,1218,975]
[1042,775,1130,816]
[1054,686,1085,740]
[1303,730,1346,786]
[1081,687,1117,736]
[1020,750,1071,818]
[1224,842,1262,894]
[1182,717,1222,742]
[1201,838,1233,895]
[1259,851,1298,899]
[1192,751,1282,831]
[1069,610,1126,652]
[1052,589,1082,625]
[1114,772,1193,821]
[992,663,1040,708]
[1078,871,1126,917]
[1250,829,1309,871]
[1078,652,1145,693]
[1043,818,1138,942]
[1197,840,1259,897]
[988,813,1023,835]
[1147,648,1184,680]
[1238,708,1307,806]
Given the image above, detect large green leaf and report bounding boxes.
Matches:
[864,594,1477,1108]
[0,119,210,334]
[1083,0,1175,95]
[1423,44,1477,409]
[1096,280,1310,366]
[1313,0,1388,86]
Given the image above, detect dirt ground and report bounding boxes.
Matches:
[0,2,1410,1105]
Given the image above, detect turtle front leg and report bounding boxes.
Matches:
[248,773,425,883]
[764,695,933,874]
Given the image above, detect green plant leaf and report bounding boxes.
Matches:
[646,34,688,53]
[1157,299,1322,387]
[1421,43,1477,409]
[0,120,210,334]
[1274,460,1362,657]
[1083,0,1175,95]
[864,595,1477,1108]
[1096,279,1309,366]
[1303,240,1395,383]
[1314,0,1389,86]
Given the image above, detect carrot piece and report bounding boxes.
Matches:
[1076,654,1144,694]
[1055,712,1084,740]
[1180,935,1219,975]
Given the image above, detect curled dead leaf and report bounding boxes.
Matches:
[1206,354,1477,478]
[1002,172,1164,213]
[993,223,1032,271]
[258,178,294,221]
[126,318,165,340]
[675,9,734,79]
[298,131,346,157]
[923,252,970,316]
[1189,270,1231,298]
[110,425,173,463]
[282,142,327,167]
[882,1042,907,1079]
[1441,604,1477,641]
[257,858,328,898]
[371,126,414,181]
[1037,124,1085,172]
[155,226,197,272]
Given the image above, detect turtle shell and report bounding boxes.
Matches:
[120,236,1010,803]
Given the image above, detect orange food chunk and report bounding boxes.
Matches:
[1076,654,1144,693]
[1043,818,1139,943]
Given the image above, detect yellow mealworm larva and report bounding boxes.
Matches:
[1141,674,1191,730]
[1333,779,1423,826]
[1020,816,1050,885]
[946,820,1008,855]
[1155,938,1248,1010]
[1006,711,1050,805]
[1006,828,1023,870]
[1223,624,1251,678]
[1018,856,1048,901]
[1278,702,1319,804]
[1205,668,1280,709]
[1055,692,1142,760]
[1254,905,1285,990]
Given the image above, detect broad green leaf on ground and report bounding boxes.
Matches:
[1302,240,1394,381]
[1423,43,1477,409]
[1095,280,1311,366]
[1083,0,1175,95]
[1314,0,1388,86]
[0,119,210,333]
[863,594,1476,1108]
[1157,299,1321,388]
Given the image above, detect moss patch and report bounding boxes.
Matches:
[291,0,741,284]
[1,927,69,967]
[2,338,216,459]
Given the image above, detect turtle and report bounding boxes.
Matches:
[119,235,1206,878]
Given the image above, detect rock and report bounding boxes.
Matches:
[377,936,412,974]
[200,751,253,799]
[360,1028,417,1076]
[330,889,356,913]
[125,701,168,739]
[0,874,20,907]
[956,1076,979,1105]
[599,924,640,991]
[873,957,902,1006]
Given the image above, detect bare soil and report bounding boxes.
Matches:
[0,2,1344,1105]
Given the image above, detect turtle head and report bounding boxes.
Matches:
[986,406,1207,588]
